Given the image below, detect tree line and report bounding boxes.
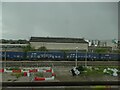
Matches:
[23,44,48,52]
[0,39,29,44]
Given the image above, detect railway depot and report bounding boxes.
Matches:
[29,37,88,51]
[1,2,120,90]
[1,37,120,90]
[0,37,119,61]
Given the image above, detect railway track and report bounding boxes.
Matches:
[0,61,119,67]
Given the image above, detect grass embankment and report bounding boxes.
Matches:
[35,72,44,77]
[11,72,24,78]
[79,66,120,77]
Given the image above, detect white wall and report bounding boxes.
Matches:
[30,42,88,50]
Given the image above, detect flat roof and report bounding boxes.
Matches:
[30,37,88,43]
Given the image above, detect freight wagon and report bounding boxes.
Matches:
[1,51,119,61]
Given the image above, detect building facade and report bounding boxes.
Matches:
[88,40,118,51]
[29,37,88,51]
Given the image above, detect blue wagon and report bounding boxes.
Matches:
[27,51,64,60]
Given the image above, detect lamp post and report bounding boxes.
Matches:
[85,49,88,67]
[4,46,7,68]
[75,47,78,67]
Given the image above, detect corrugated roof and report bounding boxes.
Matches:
[30,37,88,43]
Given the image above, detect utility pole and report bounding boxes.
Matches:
[4,46,7,68]
[75,47,78,67]
[85,49,88,67]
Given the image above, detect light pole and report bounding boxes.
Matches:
[4,46,7,68]
[75,47,78,67]
[85,49,88,67]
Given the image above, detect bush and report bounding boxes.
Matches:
[13,79,17,81]
[11,73,23,78]
[8,67,20,70]
[35,72,44,77]
[7,79,12,81]
[118,71,120,75]
[77,66,85,72]
[37,46,48,51]
[16,73,22,78]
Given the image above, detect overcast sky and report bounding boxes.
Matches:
[1,2,118,40]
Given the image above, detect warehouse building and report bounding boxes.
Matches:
[29,37,88,51]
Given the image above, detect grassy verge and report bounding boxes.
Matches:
[6,67,20,70]
[11,72,24,78]
[79,66,119,77]
[80,68,103,76]
[35,72,44,77]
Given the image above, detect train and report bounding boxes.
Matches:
[0,51,119,61]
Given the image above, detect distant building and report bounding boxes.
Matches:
[118,41,120,49]
[88,39,118,51]
[29,37,88,51]
[0,44,28,51]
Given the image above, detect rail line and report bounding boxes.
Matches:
[1,61,119,67]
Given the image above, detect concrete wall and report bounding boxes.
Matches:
[30,42,88,51]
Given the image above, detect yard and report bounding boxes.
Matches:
[1,66,119,82]
[53,66,119,82]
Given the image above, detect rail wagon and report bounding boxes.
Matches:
[65,52,100,61]
[99,53,119,61]
[87,53,99,61]
[109,53,119,61]
[1,51,120,61]
[65,52,85,61]
[26,51,64,60]
[2,51,25,60]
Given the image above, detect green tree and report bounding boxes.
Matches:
[23,44,35,52]
[94,48,108,53]
[60,50,67,60]
[37,46,48,51]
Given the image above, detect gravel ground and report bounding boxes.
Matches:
[1,66,119,82]
[2,72,30,82]
[1,66,120,90]
[53,66,119,82]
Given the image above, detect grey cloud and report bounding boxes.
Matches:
[2,2,118,40]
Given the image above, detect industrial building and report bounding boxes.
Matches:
[29,37,88,51]
[88,39,118,51]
